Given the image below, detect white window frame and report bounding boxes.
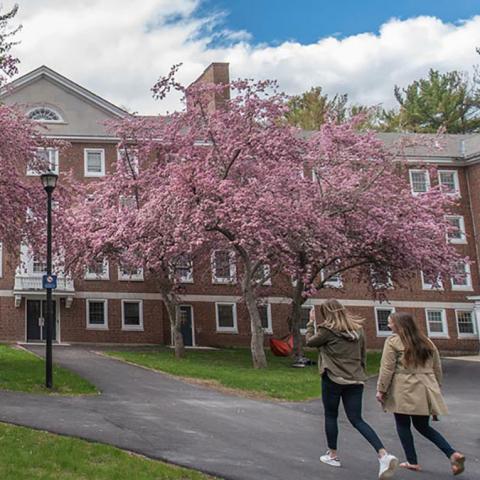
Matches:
[425,309,449,338]
[212,250,236,284]
[86,299,108,330]
[258,302,272,334]
[84,148,106,177]
[27,148,59,176]
[455,310,478,338]
[321,269,343,288]
[409,169,430,195]
[438,170,460,196]
[375,306,395,337]
[445,215,466,244]
[121,299,144,331]
[172,255,194,284]
[254,264,272,286]
[117,148,139,175]
[84,259,110,280]
[451,261,472,291]
[215,302,238,333]
[27,106,64,123]
[371,269,394,290]
[118,266,144,281]
[420,271,443,291]
[300,305,315,335]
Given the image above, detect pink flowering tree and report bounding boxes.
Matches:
[0,5,68,268]
[284,119,462,359]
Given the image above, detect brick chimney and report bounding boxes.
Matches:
[187,62,230,113]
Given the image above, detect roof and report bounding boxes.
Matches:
[0,65,129,118]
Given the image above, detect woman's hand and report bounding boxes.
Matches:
[375,391,385,404]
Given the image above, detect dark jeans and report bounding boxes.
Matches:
[394,413,455,464]
[322,373,384,452]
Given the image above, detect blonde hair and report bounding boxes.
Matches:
[318,299,363,333]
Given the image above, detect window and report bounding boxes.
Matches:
[455,310,477,337]
[425,309,448,338]
[212,250,236,284]
[118,264,144,281]
[409,169,430,194]
[32,256,46,274]
[321,268,343,288]
[371,268,393,290]
[258,303,272,333]
[118,148,139,175]
[215,303,237,333]
[84,149,105,177]
[119,195,137,210]
[438,170,460,196]
[172,254,193,283]
[86,299,108,330]
[27,148,59,175]
[451,262,472,290]
[122,300,143,330]
[253,264,271,286]
[375,307,395,336]
[27,107,63,122]
[85,259,109,280]
[421,271,443,290]
[446,216,466,244]
[300,305,315,335]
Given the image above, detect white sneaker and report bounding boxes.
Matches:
[378,453,399,479]
[320,450,341,468]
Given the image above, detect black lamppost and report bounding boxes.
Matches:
[41,171,58,389]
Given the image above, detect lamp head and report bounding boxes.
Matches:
[40,171,58,192]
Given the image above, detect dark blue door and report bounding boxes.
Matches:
[179,305,193,347]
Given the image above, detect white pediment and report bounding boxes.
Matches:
[0,66,129,138]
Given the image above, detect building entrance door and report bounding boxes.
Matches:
[178,305,193,347]
[26,299,57,342]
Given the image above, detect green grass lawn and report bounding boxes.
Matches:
[107,348,382,402]
[0,344,97,395]
[0,422,214,480]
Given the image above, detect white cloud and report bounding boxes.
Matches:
[6,1,480,114]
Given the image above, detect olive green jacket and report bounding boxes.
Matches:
[377,335,448,416]
[305,324,367,383]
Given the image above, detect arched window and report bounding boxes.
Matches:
[27,107,63,122]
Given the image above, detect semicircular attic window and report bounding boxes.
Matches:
[27,107,63,123]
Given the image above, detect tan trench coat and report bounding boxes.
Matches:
[377,335,448,416]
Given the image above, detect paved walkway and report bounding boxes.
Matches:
[0,346,478,480]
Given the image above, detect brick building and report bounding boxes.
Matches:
[0,63,479,354]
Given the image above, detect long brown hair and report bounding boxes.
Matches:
[390,312,434,367]
[318,299,363,333]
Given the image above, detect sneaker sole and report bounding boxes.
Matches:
[380,457,399,479]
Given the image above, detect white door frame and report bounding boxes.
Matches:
[171,304,195,347]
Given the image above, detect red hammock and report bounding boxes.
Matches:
[269,334,294,357]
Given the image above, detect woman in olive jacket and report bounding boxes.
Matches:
[306,299,398,479]
[376,312,465,475]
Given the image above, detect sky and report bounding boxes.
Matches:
[5,0,480,114]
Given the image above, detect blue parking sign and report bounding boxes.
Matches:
[42,274,57,289]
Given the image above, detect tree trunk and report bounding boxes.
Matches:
[290,280,306,361]
[243,278,267,369]
[163,294,185,359]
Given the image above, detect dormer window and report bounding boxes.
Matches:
[27,107,63,123]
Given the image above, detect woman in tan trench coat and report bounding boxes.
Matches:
[376,312,465,475]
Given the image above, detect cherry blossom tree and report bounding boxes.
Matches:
[284,119,463,359]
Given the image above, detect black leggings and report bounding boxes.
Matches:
[394,413,455,464]
[322,373,384,452]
